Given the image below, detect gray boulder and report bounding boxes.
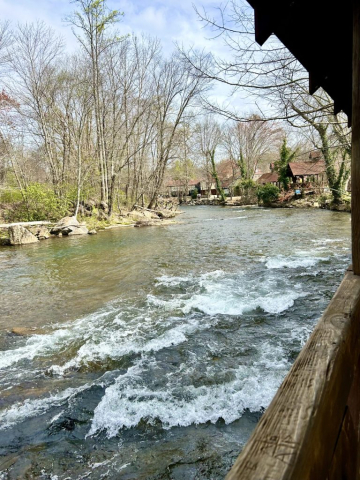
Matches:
[134,219,160,227]
[51,216,89,236]
[9,225,39,245]
[68,225,89,235]
[37,226,50,239]
[29,225,50,239]
[156,210,176,219]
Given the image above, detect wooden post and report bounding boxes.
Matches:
[225,269,360,480]
[352,0,360,456]
[352,0,360,274]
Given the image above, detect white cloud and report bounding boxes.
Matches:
[0,0,257,111]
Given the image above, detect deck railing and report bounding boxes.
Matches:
[226,267,360,480]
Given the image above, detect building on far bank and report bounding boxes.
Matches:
[165,179,200,197]
[257,172,280,187]
[286,158,327,185]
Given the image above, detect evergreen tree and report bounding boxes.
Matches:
[274,138,297,191]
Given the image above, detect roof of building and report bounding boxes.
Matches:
[288,160,326,176]
[216,159,241,181]
[257,172,279,184]
[165,179,200,187]
[221,178,236,188]
[246,0,352,122]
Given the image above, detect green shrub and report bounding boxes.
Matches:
[190,188,198,199]
[240,179,257,189]
[3,183,71,222]
[234,179,257,196]
[0,187,23,204]
[257,183,280,205]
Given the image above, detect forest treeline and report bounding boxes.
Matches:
[0,0,213,220]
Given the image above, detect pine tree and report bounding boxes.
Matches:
[274,138,297,191]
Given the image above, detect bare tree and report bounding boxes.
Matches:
[222,114,283,180]
[181,0,352,201]
[193,115,225,200]
[146,52,211,209]
[8,21,64,193]
[67,0,123,203]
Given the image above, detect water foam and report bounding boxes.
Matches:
[264,255,327,270]
[151,271,307,316]
[88,341,290,438]
[0,266,311,432]
[0,384,91,431]
[49,314,203,376]
[0,310,113,371]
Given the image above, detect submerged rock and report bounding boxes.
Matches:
[51,216,89,236]
[10,327,38,336]
[134,219,161,227]
[156,209,176,219]
[9,225,39,245]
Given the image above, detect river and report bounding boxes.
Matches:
[0,206,351,479]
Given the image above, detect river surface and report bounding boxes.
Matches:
[0,206,351,479]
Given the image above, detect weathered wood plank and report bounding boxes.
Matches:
[352,0,360,274]
[226,269,360,480]
[0,221,53,228]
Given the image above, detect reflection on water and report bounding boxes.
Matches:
[0,206,351,479]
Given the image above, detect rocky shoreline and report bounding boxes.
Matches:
[0,206,181,246]
[182,194,351,212]
[0,195,350,246]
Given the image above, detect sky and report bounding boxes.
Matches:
[0,0,258,112]
[0,0,225,55]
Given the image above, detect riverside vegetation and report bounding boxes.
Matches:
[0,0,353,234]
[0,184,181,245]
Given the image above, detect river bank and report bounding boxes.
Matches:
[0,205,182,246]
[0,190,351,247]
[182,193,351,212]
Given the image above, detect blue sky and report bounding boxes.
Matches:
[0,0,257,111]
[0,0,224,54]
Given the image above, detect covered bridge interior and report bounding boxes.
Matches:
[226,0,360,479]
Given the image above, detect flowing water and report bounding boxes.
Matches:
[0,206,351,479]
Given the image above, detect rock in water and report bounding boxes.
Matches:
[11,327,38,336]
[37,226,50,239]
[9,226,39,245]
[51,216,89,236]
[51,216,79,233]
[68,225,89,235]
[29,225,50,239]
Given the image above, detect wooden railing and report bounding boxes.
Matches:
[226,267,360,480]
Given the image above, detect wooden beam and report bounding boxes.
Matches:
[226,269,360,480]
[352,0,360,274]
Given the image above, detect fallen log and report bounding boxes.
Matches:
[0,221,53,229]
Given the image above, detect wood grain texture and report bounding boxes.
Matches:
[352,0,360,274]
[226,269,360,480]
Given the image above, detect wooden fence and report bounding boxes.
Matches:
[226,267,360,480]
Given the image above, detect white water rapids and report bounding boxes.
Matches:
[0,206,351,479]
